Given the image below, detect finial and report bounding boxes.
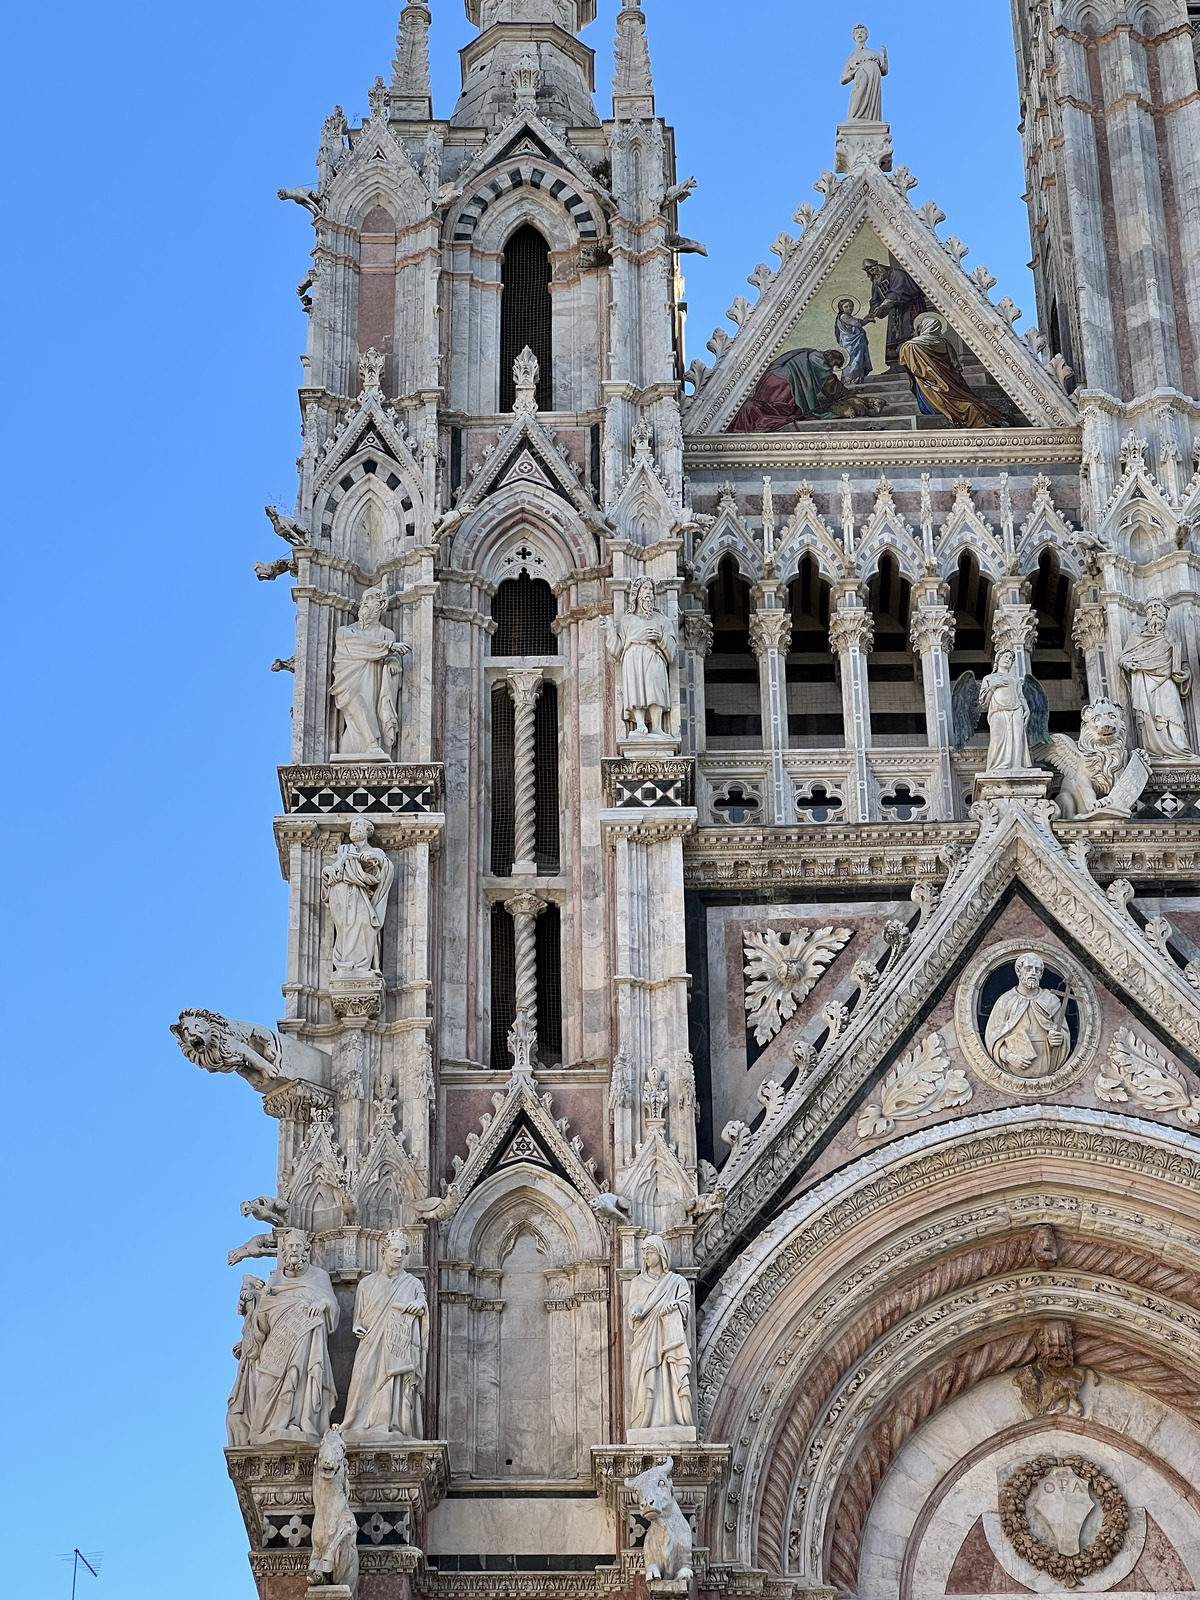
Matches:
[612,0,654,120]
[391,0,433,121]
[512,346,539,413]
[507,1011,537,1081]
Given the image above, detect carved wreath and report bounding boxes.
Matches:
[998,1454,1128,1587]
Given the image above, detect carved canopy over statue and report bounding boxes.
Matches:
[331,586,411,761]
[606,577,677,739]
[627,1234,694,1436]
[1119,598,1194,761]
[343,1230,428,1440]
[238,1229,339,1447]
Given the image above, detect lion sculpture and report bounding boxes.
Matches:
[308,1425,359,1593]
[170,1009,329,1092]
[1041,699,1149,819]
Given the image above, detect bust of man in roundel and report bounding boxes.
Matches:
[984,953,1071,1081]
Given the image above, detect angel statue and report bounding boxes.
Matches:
[951,658,1048,771]
[1040,698,1150,819]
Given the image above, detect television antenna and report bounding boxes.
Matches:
[57,1550,101,1599]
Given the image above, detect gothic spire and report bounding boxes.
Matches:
[390,0,433,121]
[612,0,655,120]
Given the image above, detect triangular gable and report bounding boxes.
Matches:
[447,107,612,240]
[1096,434,1183,562]
[683,162,1077,436]
[313,389,424,501]
[605,420,680,543]
[417,1070,600,1224]
[1016,474,1082,576]
[330,109,435,220]
[854,476,923,580]
[498,446,555,491]
[457,407,603,528]
[938,476,1007,579]
[693,484,764,585]
[694,797,1200,1276]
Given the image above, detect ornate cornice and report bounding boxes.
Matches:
[684,430,1082,471]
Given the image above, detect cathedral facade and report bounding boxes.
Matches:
[175,3,1200,1597]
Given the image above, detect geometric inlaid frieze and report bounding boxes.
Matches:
[279,764,443,815]
[603,758,695,809]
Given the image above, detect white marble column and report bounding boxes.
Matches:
[1073,599,1114,705]
[750,593,793,825]
[829,586,875,823]
[679,609,713,756]
[505,889,548,1045]
[909,585,956,821]
[508,669,544,875]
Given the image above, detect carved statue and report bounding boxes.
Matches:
[606,578,677,739]
[171,1009,328,1092]
[322,819,394,979]
[979,649,1032,772]
[1119,598,1194,760]
[331,587,410,761]
[623,1458,694,1584]
[308,1425,359,1594]
[984,953,1070,1081]
[244,1229,339,1446]
[627,1235,694,1434]
[1042,699,1150,818]
[227,1275,266,1447]
[343,1230,428,1441]
[841,24,887,122]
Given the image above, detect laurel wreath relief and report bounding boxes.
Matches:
[998,1454,1128,1587]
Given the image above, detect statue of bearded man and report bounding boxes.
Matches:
[245,1230,339,1446]
[984,953,1071,1081]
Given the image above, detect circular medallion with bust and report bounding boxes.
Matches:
[953,939,1100,1097]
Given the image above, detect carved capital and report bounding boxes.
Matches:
[828,606,875,656]
[909,605,955,655]
[992,602,1039,654]
[1073,604,1106,655]
[504,890,548,920]
[749,608,793,657]
[681,611,715,657]
[507,669,544,709]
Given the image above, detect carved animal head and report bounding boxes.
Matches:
[171,1010,241,1071]
[1078,699,1127,787]
[316,1424,348,1480]
[624,1457,676,1518]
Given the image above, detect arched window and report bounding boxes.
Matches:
[704,556,759,747]
[491,573,558,656]
[867,555,925,746]
[1031,548,1085,737]
[488,900,562,1068]
[949,552,992,745]
[787,555,841,747]
[500,225,553,411]
[490,680,560,875]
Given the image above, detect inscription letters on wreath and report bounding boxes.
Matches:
[998,1455,1128,1587]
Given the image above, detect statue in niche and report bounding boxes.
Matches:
[226,1274,266,1447]
[322,818,394,979]
[606,578,677,739]
[331,586,410,761]
[979,650,1032,772]
[627,1234,694,1434]
[984,953,1071,1081]
[1119,598,1194,760]
[244,1229,339,1446]
[841,24,887,122]
[343,1229,428,1440]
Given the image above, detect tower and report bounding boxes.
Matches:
[180,9,1200,1600]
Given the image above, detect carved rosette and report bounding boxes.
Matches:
[748,608,793,658]
[828,608,875,656]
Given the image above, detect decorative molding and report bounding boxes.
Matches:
[683,431,1082,470]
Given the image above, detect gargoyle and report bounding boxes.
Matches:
[277,186,321,215]
[171,1009,328,1093]
[264,505,309,546]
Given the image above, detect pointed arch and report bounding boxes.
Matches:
[500,224,553,412]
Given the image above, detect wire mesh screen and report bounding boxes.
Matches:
[535,904,563,1063]
[490,686,515,876]
[491,573,558,656]
[500,225,553,412]
[534,682,560,873]
[490,903,516,1070]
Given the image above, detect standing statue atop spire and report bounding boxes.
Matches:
[841,24,888,122]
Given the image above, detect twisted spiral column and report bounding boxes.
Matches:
[505,890,548,1044]
[508,670,543,875]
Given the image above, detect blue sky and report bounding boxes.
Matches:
[1,3,1030,1595]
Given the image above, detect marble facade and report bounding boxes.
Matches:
[177,5,1200,1598]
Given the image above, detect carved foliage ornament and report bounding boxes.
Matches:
[855,1030,972,1139]
[743,926,853,1045]
[998,1455,1128,1587]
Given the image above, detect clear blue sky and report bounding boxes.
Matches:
[1,4,1030,1595]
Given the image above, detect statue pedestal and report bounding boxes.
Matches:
[308,1589,355,1599]
[972,769,1053,804]
[626,1425,697,1447]
[835,119,892,173]
[329,974,384,1019]
[330,750,390,764]
[618,733,680,760]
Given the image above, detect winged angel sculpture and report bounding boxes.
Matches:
[951,667,1049,761]
[743,926,853,1045]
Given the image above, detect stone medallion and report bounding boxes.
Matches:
[997,1455,1128,1587]
[954,939,1100,1097]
